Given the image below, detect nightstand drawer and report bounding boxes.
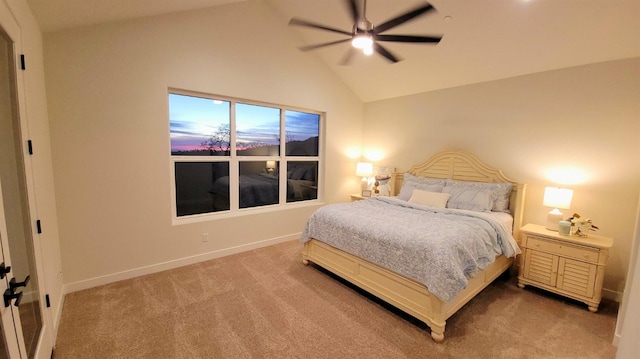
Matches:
[527,236,599,263]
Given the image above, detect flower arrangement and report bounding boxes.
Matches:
[567,213,599,237]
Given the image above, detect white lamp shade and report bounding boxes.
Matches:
[266,160,276,169]
[355,162,373,177]
[543,187,573,231]
[543,187,573,210]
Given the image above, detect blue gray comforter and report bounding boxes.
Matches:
[301,197,518,302]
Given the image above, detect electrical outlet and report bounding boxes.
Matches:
[201,233,209,242]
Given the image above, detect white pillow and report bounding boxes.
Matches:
[398,173,446,201]
[408,190,451,208]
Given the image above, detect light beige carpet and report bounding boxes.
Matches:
[54,240,618,358]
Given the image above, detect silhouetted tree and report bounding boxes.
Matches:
[200,124,230,153]
[275,131,296,143]
[201,124,270,154]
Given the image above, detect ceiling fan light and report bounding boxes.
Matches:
[363,45,374,56]
[352,34,373,49]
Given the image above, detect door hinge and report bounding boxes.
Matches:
[36,220,42,234]
[20,54,26,70]
[28,140,33,155]
[45,294,51,308]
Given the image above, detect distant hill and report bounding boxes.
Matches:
[172,136,318,157]
[285,136,318,156]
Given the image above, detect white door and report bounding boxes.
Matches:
[0,5,53,358]
[0,188,26,358]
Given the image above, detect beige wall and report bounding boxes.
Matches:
[363,58,640,297]
[614,194,639,348]
[41,0,639,300]
[43,1,364,286]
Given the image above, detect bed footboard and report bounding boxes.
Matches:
[302,239,513,343]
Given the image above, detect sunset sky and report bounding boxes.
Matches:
[169,93,319,153]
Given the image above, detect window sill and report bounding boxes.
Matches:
[171,199,324,226]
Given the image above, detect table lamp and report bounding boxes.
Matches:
[266,160,276,173]
[355,162,373,190]
[543,187,573,231]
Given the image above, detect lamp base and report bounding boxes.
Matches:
[360,177,369,190]
[545,209,564,231]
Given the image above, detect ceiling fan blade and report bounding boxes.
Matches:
[374,4,435,34]
[289,18,353,36]
[299,38,351,52]
[374,43,401,63]
[339,47,357,66]
[344,0,360,24]
[375,34,441,43]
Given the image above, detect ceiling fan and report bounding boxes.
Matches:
[289,0,442,64]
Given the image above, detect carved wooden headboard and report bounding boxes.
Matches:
[390,150,527,239]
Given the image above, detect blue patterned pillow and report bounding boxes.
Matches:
[398,173,446,201]
[445,179,512,213]
[442,186,496,212]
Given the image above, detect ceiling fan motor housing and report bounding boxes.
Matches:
[289,1,442,64]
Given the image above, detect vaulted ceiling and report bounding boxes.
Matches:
[26,0,640,102]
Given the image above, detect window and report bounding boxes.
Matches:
[169,90,321,219]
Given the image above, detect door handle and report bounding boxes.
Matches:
[0,262,10,279]
[9,275,30,290]
[3,288,23,307]
[2,275,30,307]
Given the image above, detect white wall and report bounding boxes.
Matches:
[363,58,640,298]
[43,1,364,287]
[40,0,639,303]
[614,191,639,350]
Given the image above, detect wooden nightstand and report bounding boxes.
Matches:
[517,223,613,312]
[350,194,367,201]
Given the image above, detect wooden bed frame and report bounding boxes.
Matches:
[301,150,527,342]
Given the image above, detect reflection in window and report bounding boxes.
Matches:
[176,162,230,216]
[169,90,322,218]
[238,161,279,209]
[287,161,318,203]
[285,110,319,156]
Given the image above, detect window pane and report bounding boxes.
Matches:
[285,110,319,156]
[286,161,318,203]
[176,162,229,216]
[239,161,279,209]
[236,103,280,156]
[169,93,230,156]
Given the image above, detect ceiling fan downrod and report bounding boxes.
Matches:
[355,0,373,31]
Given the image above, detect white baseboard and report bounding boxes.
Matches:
[613,332,621,347]
[20,289,38,304]
[61,233,624,305]
[602,287,623,302]
[63,233,301,294]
